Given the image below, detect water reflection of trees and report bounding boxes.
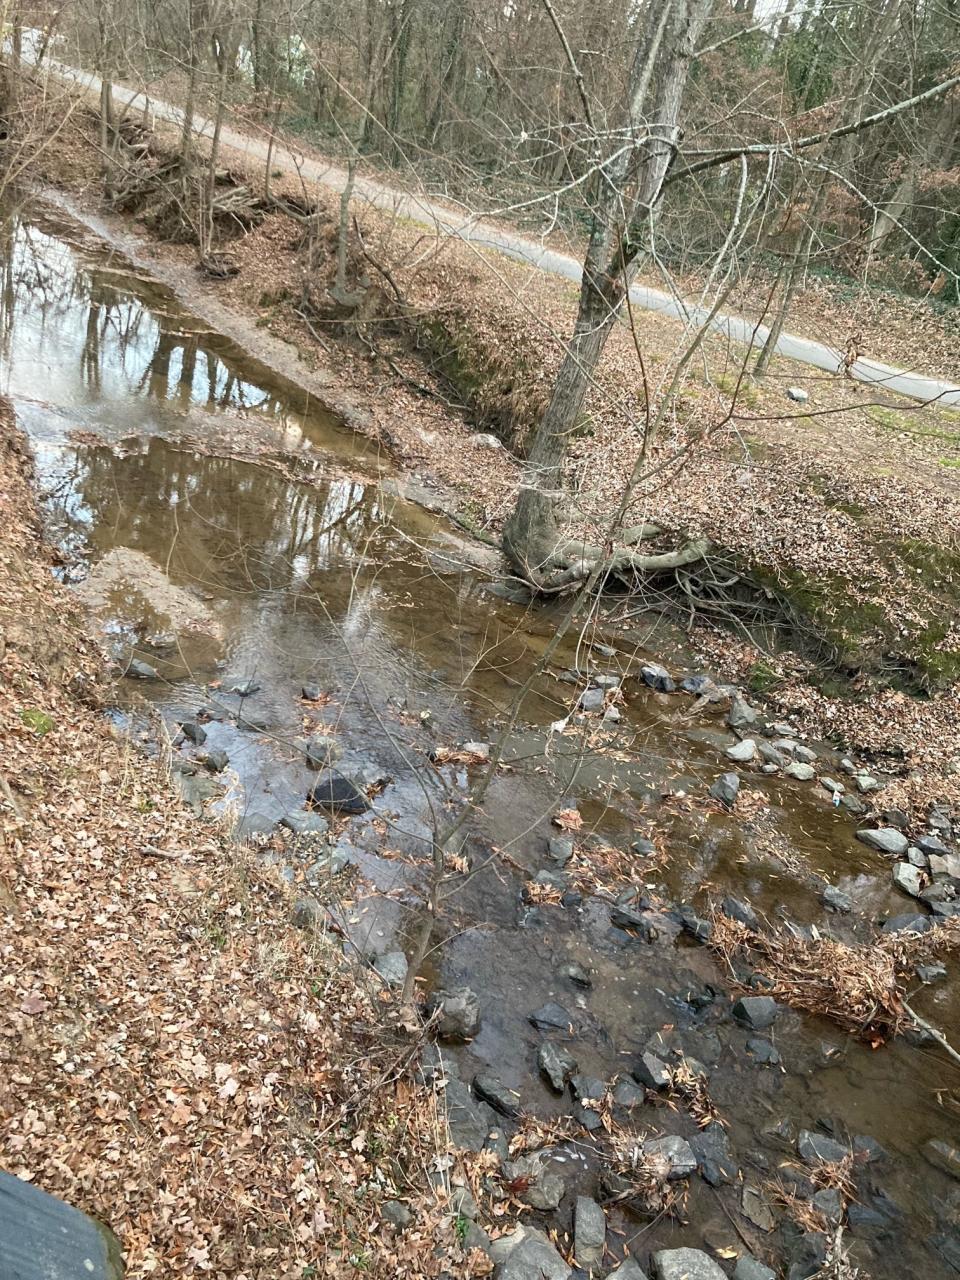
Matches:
[0,216,289,419]
[58,438,383,597]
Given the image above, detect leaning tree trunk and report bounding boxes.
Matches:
[502,0,713,586]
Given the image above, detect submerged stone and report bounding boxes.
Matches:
[640,662,675,693]
[710,771,740,809]
[857,827,909,856]
[308,770,370,814]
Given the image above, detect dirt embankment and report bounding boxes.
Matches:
[0,400,466,1276]
[28,99,960,792]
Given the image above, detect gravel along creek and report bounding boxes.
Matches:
[5,199,960,1279]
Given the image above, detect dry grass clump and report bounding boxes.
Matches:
[711,914,906,1042]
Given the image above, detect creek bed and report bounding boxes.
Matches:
[4,199,960,1278]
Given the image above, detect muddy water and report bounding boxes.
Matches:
[5,202,960,1277]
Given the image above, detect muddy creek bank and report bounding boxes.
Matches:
[4,200,960,1279]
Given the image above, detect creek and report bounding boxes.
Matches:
[3,199,960,1278]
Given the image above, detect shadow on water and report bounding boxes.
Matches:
[6,201,960,1277]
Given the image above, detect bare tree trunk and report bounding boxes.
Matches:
[502,0,713,583]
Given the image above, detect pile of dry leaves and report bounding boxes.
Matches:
[0,400,470,1277]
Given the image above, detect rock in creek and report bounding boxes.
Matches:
[426,987,481,1041]
[538,1041,578,1092]
[917,963,947,983]
[746,1037,781,1066]
[710,771,740,809]
[856,773,879,793]
[821,884,852,913]
[722,896,759,929]
[917,833,952,857]
[681,672,716,695]
[741,1183,776,1232]
[794,744,818,764]
[929,853,960,878]
[641,662,676,693]
[126,658,159,679]
[633,1051,672,1091]
[728,695,759,729]
[574,1196,606,1271]
[726,738,756,762]
[785,761,816,781]
[501,1156,566,1211]
[689,1122,738,1186]
[202,748,229,772]
[279,812,330,836]
[734,1258,777,1280]
[558,961,592,988]
[580,687,606,712]
[820,776,845,794]
[643,1135,697,1180]
[857,827,909,856]
[605,1259,648,1280]
[652,1248,728,1280]
[529,1001,575,1032]
[308,770,370,814]
[228,678,260,696]
[372,951,408,987]
[612,1079,646,1111]
[493,1225,571,1280]
[733,995,779,1029]
[548,834,575,863]
[301,683,322,701]
[881,912,932,934]
[893,862,925,897]
[305,735,341,770]
[798,1129,849,1165]
[473,1073,520,1117]
[179,720,207,745]
[924,1139,960,1180]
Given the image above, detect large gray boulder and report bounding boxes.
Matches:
[0,1172,123,1278]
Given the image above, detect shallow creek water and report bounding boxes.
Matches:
[4,203,960,1277]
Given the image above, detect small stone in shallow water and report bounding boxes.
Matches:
[633,1051,672,1091]
[855,773,879,793]
[203,748,229,773]
[308,770,369,814]
[643,1135,697,1180]
[881,912,932,934]
[501,1158,566,1211]
[722,896,759,929]
[574,1196,606,1271]
[821,884,852,913]
[681,672,715,695]
[538,1041,578,1092]
[857,827,908,856]
[797,1129,848,1165]
[728,695,759,729]
[548,834,575,863]
[785,761,816,781]
[709,771,740,809]
[734,1258,777,1280]
[652,1247,727,1280]
[741,1184,776,1232]
[373,951,408,987]
[301,683,322,701]
[640,662,676,693]
[473,1073,520,1117]
[746,1037,781,1066]
[605,1259,648,1280]
[631,836,656,856]
[840,757,857,774]
[612,1079,646,1110]
[228,679,261,696]
[917,962,947,983]
[603,705,622,723]
[917,834,952,857]
[726,738,756,762]
[426,987,481,1041]
[733,996,779,1029]
[794,744,817,764]
[305,735,340,770]
[279,812,330,836]
[127,658,159,679]
[179,720,207,745]
[579,687,606,712]
[819,776,845,794]
[558,961,591,988]
[893,862,925,898]
[924,1140,960,1180]
[528,1001,575,1032]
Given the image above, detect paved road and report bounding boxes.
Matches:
[41,51,960,411]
